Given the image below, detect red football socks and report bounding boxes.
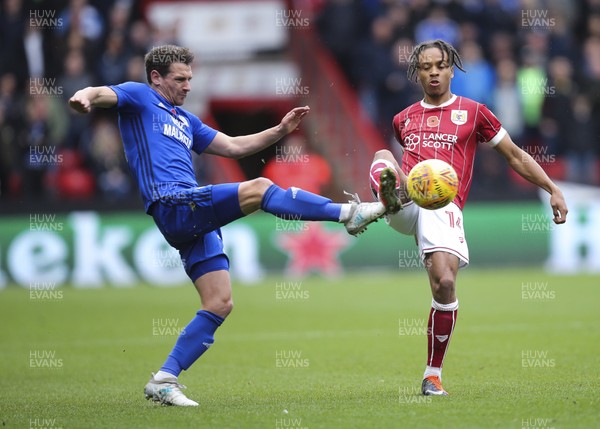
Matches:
[426,300,459,372]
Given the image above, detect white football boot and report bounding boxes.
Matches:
[344,168,401,236]
[344,195,386,236]
[144,373,199,406]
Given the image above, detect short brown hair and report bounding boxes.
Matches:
[144,45,194,83]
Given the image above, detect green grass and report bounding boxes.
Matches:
[1,269,598,428]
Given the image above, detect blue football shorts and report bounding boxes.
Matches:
[150,183,241,282]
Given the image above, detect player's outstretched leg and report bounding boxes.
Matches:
[342,192,387,236]
[260,183,390,236]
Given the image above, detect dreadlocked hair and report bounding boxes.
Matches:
[407,39,466,83]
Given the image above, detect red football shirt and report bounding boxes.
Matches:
[393,94,506,209]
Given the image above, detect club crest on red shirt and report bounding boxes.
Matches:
[451,110,468,125]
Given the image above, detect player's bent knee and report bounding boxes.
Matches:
[205,298,233,318]
[221,299,233,317]
[239,177,274,214]
[374,149,393,160]
[251,177,273,191]
[432,277,455,300]
[240,177,273,198]
[438,277,455,290]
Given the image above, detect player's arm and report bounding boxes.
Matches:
[494,134,568,224]
[68,86,118,113]
[204,106,310,159]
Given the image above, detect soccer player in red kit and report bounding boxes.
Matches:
[370,40,568,395]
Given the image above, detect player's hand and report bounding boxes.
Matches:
[550,188,568,224]
[279,106,310,134]
[68,94,92,114]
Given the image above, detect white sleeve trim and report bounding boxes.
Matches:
[486,127,507,147]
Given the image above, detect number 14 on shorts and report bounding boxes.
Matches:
[445,210,462,229]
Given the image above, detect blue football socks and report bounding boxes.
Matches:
[261,185,342,221]
[160,310,224,376]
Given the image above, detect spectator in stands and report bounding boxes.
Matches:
[541,56,578,156]
[316,0,369,86]
[492,58,524,141]
[565,94,598,185]
[89,117,132,200]
[0,0,27,81]
[457,21,480,45]
[21,82,68,197]
[414,7,460,46]
[377,37,422,143]
[97,31,130,85]
[128,20,152,57]
[451,40,496,105]
[547,11,577,60]
[581,36,600,129]
[107,0,132,35]
[0,72,24,197]
[57,0,104,43]
[353,15,396,125]
[125,56,146,83]
[586,13,600,38]
[474,0,516,47]
[386,3,414,40]
[517,46,547,146]
[488,32,516,64]
[59,49,94,149]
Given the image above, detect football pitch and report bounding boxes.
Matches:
[1,269,598,429]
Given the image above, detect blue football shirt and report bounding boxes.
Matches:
[109,82,218,212]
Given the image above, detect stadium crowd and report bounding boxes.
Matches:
[0,0,598,205]
[0,0,171,203]
[316,0,600,190]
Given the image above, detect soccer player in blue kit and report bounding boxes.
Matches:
[69,45,400,406]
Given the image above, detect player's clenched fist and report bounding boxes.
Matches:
[68,93,92,114]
